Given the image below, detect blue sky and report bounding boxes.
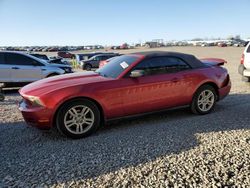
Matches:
[0,0,250,46]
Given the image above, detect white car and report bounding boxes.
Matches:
[239,42,250,81]
[0,51,73,87]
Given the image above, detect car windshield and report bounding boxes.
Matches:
[95,55,139,78]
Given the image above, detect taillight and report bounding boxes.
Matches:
[240,54,245,64]
[221,74,230,87]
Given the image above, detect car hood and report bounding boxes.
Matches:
[19,71,110,97]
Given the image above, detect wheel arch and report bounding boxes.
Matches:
[52,96,105,127]
[195,81,219,100]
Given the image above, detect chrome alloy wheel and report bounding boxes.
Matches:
[64,105,95,134]
[197,90,215,112]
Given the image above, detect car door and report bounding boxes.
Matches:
[161,57,196,106]
[5,53,43,83]
[119,56,192,116]
[0,53,11,82]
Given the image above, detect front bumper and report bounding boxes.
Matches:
[218,80,231,101]
[19,100,53,129]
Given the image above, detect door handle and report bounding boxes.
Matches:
[171,78,179,82]
[12,67,20,70]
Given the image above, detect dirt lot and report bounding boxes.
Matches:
[0,47,250,187]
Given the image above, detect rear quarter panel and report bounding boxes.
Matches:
[191,66,228,92]
[167,66,227,106]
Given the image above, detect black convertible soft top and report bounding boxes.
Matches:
[132,51,206,69]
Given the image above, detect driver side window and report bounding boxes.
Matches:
[132,56,190,76]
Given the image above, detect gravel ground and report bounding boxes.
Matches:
[0,47,250,187]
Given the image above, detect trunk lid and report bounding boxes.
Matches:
[200,58,227,66]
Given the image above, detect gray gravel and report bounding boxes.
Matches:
[1,47,250,187]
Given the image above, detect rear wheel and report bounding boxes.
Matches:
[191,85,217,115]
[56,99,101,139]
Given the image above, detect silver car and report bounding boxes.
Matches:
[0,51,72,86]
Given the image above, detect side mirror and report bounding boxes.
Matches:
[130,70,144,78]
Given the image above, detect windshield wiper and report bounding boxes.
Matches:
[95,71,108,78]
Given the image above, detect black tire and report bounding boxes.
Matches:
[242,76,250,82]
[47,73,59,78]
[56,99,101,139]
[0,94,5,101]
[191,85,217,115]
[85,64,92,71]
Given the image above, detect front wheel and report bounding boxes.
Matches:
[242,76,250,82]
[191,85,217,115]
[84,64,92,71]
[56,99,101,139]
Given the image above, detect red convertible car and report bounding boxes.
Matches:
[19,51,231,138]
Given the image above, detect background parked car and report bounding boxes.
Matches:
[120,43,129,49]
[233,39,248,47]
[238,42,250,82]
[58,51,75,59]
[233,42,245,47]
[110,46,120,50]
[99,56,119,68]
[30,54,70,65]
[76,52,104,62]
[218,43,227,47]
[30,53,50,60]
[49,58,71,65]
[81,53,119,70]
[0,51,73,87]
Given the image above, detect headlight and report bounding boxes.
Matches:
[26,95,45,107]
